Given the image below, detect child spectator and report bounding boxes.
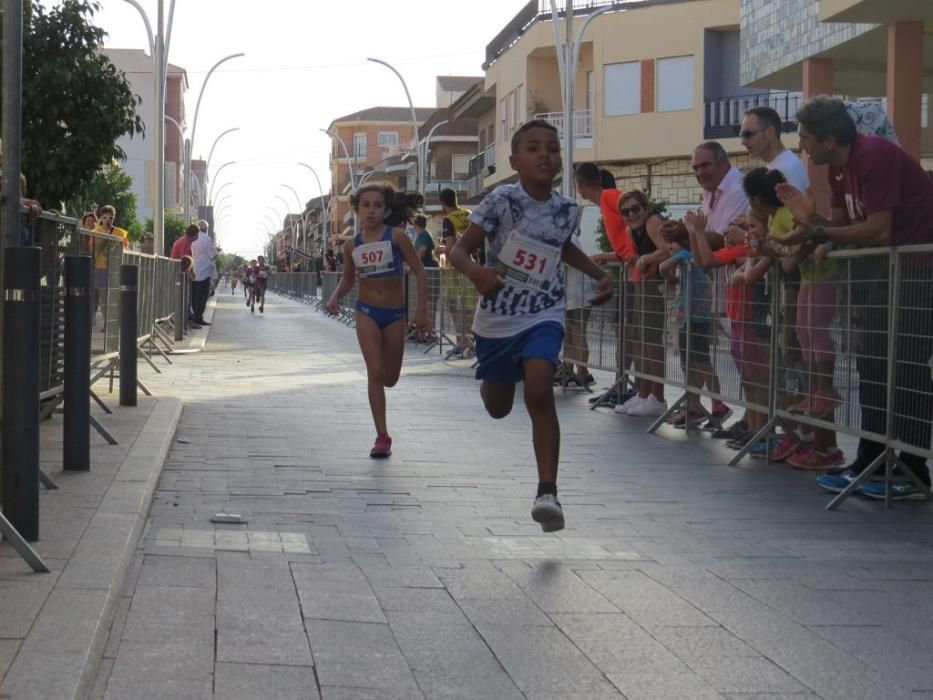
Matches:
[658,229,724,428]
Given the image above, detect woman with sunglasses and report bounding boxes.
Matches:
[614,190,670,417]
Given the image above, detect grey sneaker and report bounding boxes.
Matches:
[531,494,565,533]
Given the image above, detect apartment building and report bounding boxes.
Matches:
[324,106,434,243]
[741,0,932,165]
[466,0,770,214]
[322,77,487,248]
[101,49,188,221]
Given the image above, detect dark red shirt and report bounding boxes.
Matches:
[829,134,933,246]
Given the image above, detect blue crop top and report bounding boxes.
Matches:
[352,226,404,278]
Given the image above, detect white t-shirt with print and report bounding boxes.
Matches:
[468,183,579,338]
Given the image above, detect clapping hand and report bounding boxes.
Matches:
[775,183,816,224]
[684,210,707,236]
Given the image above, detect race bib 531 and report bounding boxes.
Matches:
[496,231,559,291]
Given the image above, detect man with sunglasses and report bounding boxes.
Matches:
[740,106,808,191]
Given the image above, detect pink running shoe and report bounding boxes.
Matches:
[770,435,799,462]
[788,447,842,470]
[369,434,392,458]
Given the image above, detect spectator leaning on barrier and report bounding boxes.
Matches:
[191,220,218,327]
[740,106,810,192]
[776,95,933,500]
[93,204,129,330]
[613,190,669,417]
[174,224,200,327]
[438,187,477,359]
[663,142,750,436]
[741,107,808,413]
[0,137,42,244]
[575,163,636,406]
[171,222,198,260]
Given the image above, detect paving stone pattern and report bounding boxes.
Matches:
[93,289,933,699]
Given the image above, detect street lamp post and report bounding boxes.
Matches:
[186,52,245,224]
[281,184,304,248]
[320,129,359,236]
[122,0,177,254]
[207,161,237,204]
[548,0,615,197]
[273,194,293,244]
[297,162,330,264]
[203,127,240,203]
[367,57,422,194]
[421,119,449,196]
[208,180,233,208]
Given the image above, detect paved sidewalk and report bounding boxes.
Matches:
[13,287,933,699]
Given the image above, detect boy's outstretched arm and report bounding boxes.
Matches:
[561,241,613,306]
[449,223,504,297]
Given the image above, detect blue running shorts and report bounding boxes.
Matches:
[474,321,564,383]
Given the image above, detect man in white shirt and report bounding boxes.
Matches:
[740,106,809,191]
[694,141,749,238]
[190,219,218,325]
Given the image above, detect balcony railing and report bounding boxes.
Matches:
[485,0,640,68]
[704,91,802,139]
[468,142,497,178]
[534,109,593,140]
[424,179,470,195]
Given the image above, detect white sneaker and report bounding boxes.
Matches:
[614,395,643,414]
[531,494,565,533]
[627,395,668,417]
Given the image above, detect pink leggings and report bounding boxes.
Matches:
[796,281,836,365]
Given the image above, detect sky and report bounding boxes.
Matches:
[85,0,531,257]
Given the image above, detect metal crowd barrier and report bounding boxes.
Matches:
[570,246,933,509]
[123,249,180,370]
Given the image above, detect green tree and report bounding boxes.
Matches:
[146,215,185,257]
[71,162,141,241]
[0,1,143,206]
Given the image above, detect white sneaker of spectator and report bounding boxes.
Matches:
[626,395,668,417]
[614,394,643,414]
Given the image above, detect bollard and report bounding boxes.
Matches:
[2,246,42,541]
[119,264,138,407]
[63,255,92,470]
[174,264,185,341]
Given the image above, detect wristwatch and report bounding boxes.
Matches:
[812,226,830,244]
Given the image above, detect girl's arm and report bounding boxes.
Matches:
[394,228,429,328]
[689,225,720,268]
[658,255,679,280]
[326,240,356,313]
[561,241,613,305]
[743,253,773,283]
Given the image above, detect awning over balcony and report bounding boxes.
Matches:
[820,0,933,23]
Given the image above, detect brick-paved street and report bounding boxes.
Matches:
[93,288,933,699]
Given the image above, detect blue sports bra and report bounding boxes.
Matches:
[352,226,404,278]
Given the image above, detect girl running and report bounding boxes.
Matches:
[326,183,429,458]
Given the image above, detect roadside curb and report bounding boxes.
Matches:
[0,397,183,700]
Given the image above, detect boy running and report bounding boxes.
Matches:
[449,119,613,532]
[253,255,270,313]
